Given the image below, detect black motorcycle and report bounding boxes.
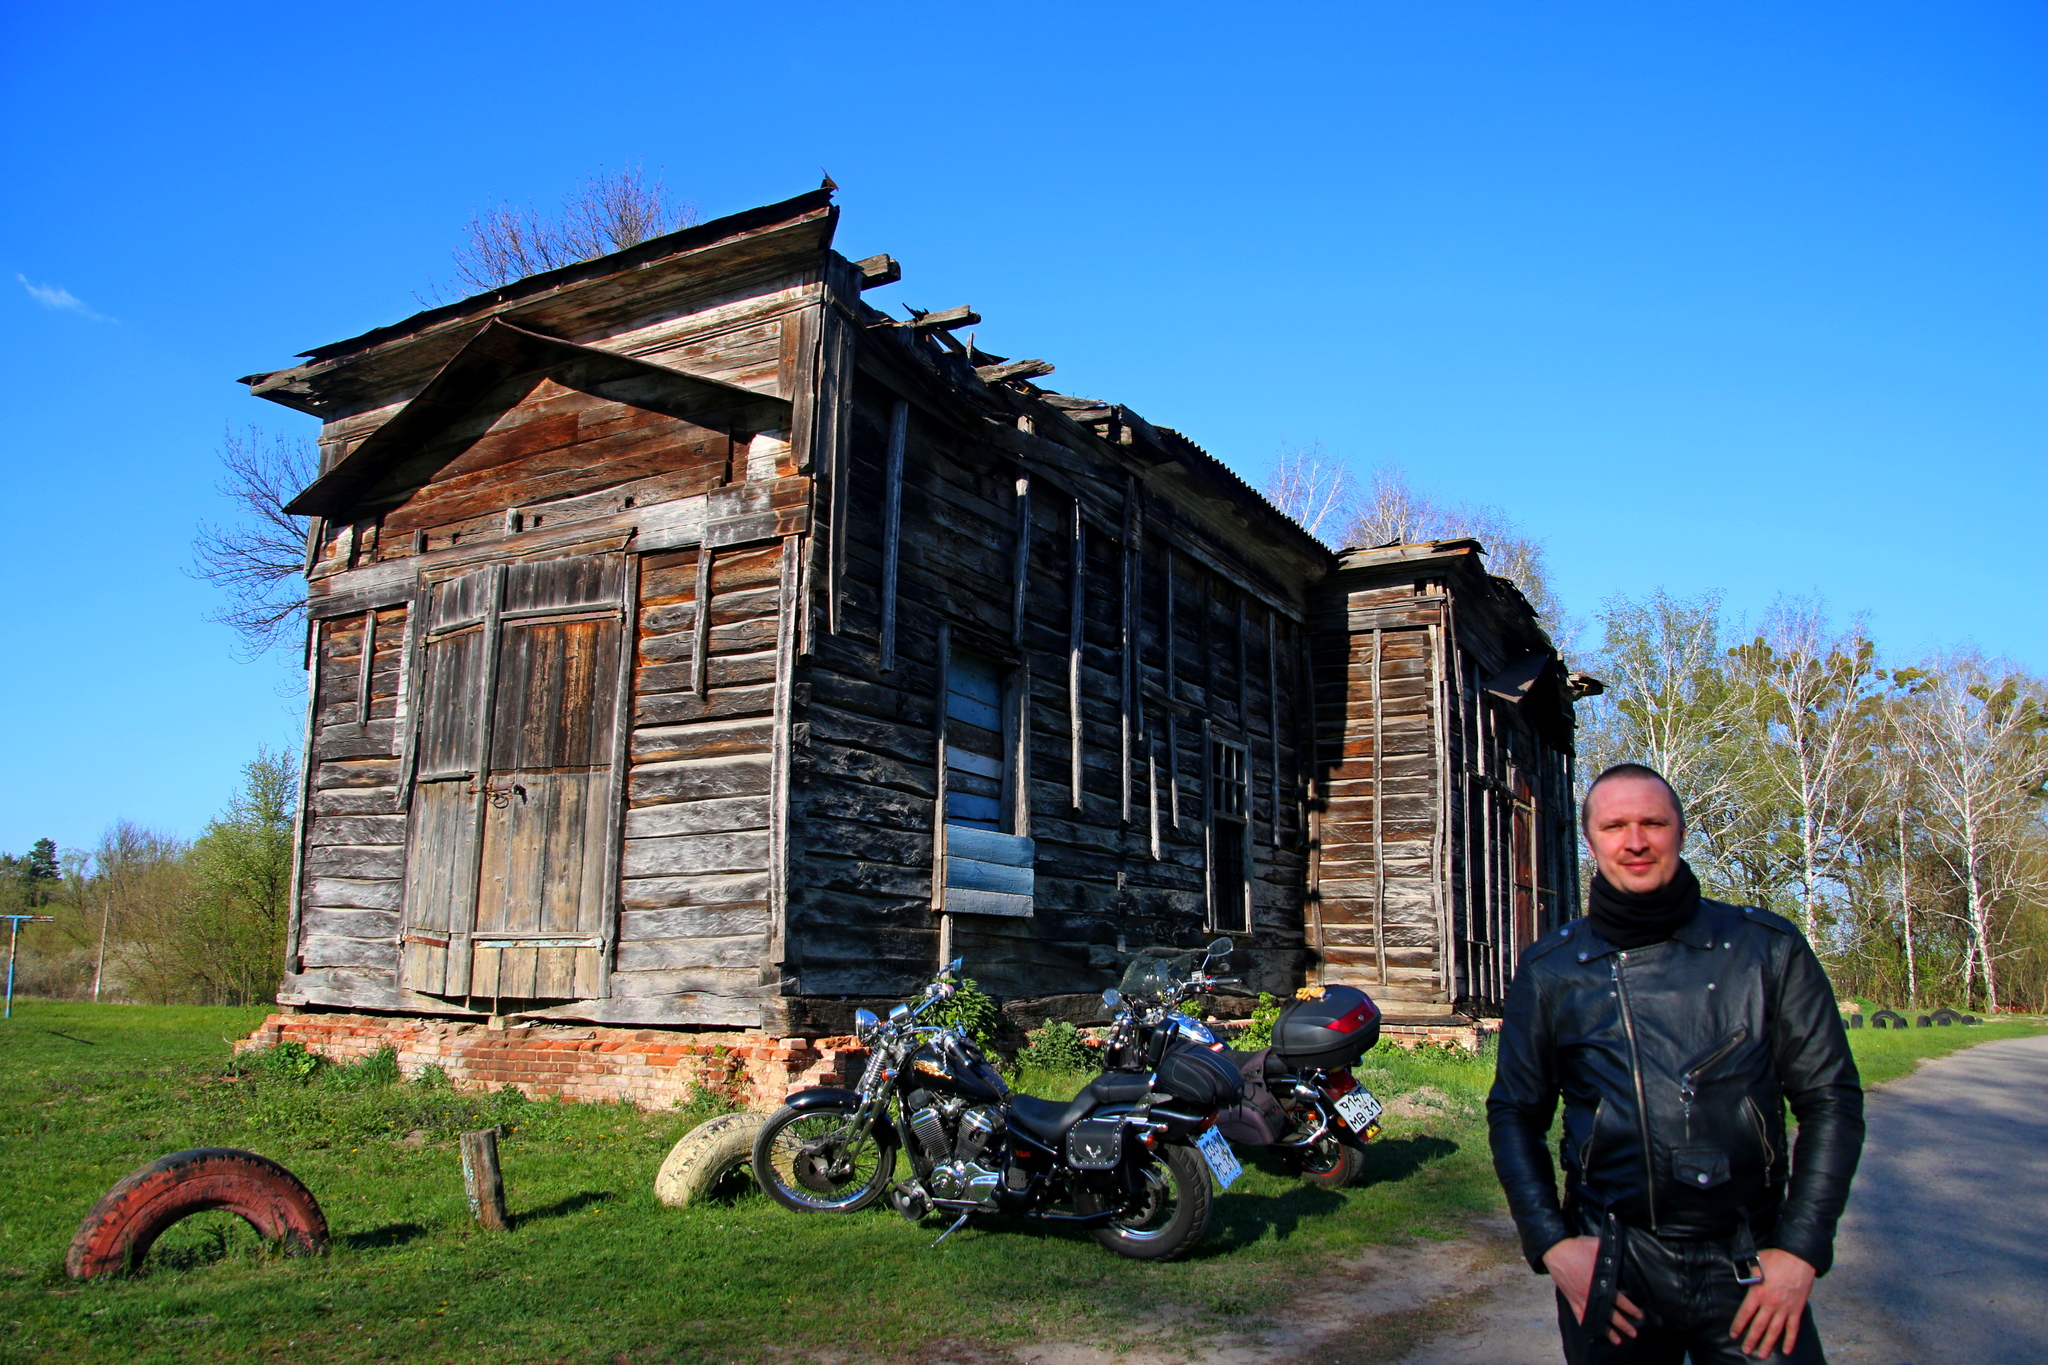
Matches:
[1101,939,1385,1189]
[751,959,1246,1260]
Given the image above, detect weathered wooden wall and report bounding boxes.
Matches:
[782,316,1315,1006]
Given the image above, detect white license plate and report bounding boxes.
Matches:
[1335,1086,1383,1132]
[1195,1127,1242,1189]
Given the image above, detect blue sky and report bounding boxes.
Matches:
[2,1,2041,855]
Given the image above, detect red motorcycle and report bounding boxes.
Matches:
[1101,942,1384,1189]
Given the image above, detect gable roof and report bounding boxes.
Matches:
[245,188,835,419]
[282,319,792,518]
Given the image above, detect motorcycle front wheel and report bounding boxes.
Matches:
[1091,1144,1213,1261]
[751,1102,897,1213]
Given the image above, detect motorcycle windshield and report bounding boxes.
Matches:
[1119,947,1202,996]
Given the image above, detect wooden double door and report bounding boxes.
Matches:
[400,555,631,1002]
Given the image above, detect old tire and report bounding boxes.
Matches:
[1870,1009,1908,1030]
[1284,1132,1367,1190]
[654,1113,766,1208]
[66,1148,326,1279]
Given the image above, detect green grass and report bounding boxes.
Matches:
[0,1003,1499,1365]
[1844,1016,2046,1088]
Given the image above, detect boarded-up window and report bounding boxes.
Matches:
[400,554,629,1001]
[1208,738,1249,933]
[941,642,1032,917]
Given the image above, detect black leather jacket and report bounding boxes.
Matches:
[1487,899,1864,1275]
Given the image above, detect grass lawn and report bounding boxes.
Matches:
[4,1002,2036,1365]
[0,1002,1501,1365]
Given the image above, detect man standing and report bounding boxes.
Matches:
[1489,764,1864,1363]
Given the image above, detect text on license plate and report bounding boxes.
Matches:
[1195,1127,1242,1189]
[1336,1087,1383,1131]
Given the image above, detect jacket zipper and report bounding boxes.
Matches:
[1578,1095,1604,1169]
[1611,954,1657,1231]
[1744,1094,1776,1168]
[1680,1027,1749,1141]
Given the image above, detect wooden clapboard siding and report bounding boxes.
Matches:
[613,539,786,1021]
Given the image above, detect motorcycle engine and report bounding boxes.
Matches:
[927,1107,1007,1206]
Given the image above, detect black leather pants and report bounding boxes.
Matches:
[1556,1223,1827,1365]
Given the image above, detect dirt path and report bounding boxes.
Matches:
[1394,1036,2048,1365]
[950,1033,2044,1365]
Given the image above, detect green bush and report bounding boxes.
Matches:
[325,1046,400,1090]
[1016,1020,1096,1074]
[256,1038,321,1083]
[1234,992,1283,1051]
[928,976,1002,1044]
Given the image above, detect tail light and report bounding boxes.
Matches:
[1323,1069,1357,1098]
[1325,1000,1378,1034]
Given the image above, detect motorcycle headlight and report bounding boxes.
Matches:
[853,1007,881,1043]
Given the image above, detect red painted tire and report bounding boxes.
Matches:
[66,1148,327,1279]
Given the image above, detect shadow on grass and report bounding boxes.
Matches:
[334,1222,428,1251]
[33,1029,97,1045]
[1207,1184,1348,1252]
[1355,1134,1460,1184]
[512,1191,613,1229]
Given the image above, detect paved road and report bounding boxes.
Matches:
[1394,1033,2048,1365]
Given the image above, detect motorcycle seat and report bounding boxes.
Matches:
[1007,1072,1153,1143]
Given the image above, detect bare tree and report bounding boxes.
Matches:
[1340,464,1560,622]
[1905,655,2048,1012]
[1263,443,1357,543]
[448,165,698,296]
[1727,599,1882,933]
[191,427,317,660]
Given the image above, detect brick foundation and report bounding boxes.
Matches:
[235,1011,868,1112]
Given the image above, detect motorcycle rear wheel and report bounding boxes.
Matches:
[752,1103,897,1213]
[1282,1132,1365,1189]
[1091,1144,1212,1261]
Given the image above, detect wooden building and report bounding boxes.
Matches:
[247,188,1590,1033]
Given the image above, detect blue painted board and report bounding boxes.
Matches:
[946,825,1035,866]
[945,856,1033,897]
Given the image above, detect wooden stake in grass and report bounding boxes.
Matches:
[460,1129,510,1232]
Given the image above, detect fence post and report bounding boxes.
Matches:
[459,1128,510,1232]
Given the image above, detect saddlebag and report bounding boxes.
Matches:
[1066,1117,1124,1170]
[1212,1047,1287,1146]
[1152,1040,1244,1110]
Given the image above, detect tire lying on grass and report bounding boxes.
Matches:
[67,1148,327,1279]
[654,1112,767,1207]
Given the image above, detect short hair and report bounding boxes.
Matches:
[1581,762,1685,836]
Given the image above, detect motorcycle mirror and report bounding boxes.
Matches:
[1206,937,1233,959]
[1101,987,1122,1008]
[888,1003,911,1023]
[945,956,964,976]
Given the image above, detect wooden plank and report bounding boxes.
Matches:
[930,621,949,911]
[943,856,1033,897]
[690,544,713,696]
[944,887,1033,918]
[945,824,1034,866]
[879,399,908,670]
[976,358,1054,384]
[622,795,772,839]
[1068,500,1085,810]
[855,253,901,288]
[622,831,772,877]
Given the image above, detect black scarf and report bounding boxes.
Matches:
[1587,859,1701,949]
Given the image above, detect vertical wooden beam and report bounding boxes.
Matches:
[1009,661,1032,838]
[1163,550,1180,830]
[1067,500,1084,809]
[596,553,638,1003]
[931,620,951,912]
[1265,608,1280,848]
[1118,483,1135,824]
[767,537,801,983]
[1147,735,1161,860]
[453,565,507,999]
[355,609,377,729]
[878,399,908,671]
[1199,718,1214,927]
[1428,614,1453,1006]
[1299,627,1322,984]
[690,544,714,697]
[1011,474,1031,647]
[1371,627,1388,988]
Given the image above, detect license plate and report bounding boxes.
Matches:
[1195,1127,1242,1189]
[1335,1086,1383,1132]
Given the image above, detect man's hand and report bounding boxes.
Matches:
[1728,1248,1815,1358]
[1542,1236,1643,1345]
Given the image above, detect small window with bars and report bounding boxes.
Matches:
[1208,738,1249,933]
